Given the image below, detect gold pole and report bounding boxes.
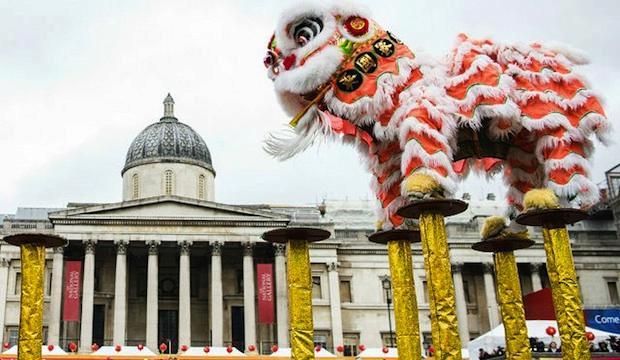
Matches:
[287,239,314,360]
[419,212,462,359]
[18,243,46,360]
[387,240,421,360]
[494,252,531,360]
[542,227,590,360]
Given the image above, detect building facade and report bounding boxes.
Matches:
[1,96,619,355]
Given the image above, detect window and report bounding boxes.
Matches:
[312,276,322,299]
[340,279,352,303]
[198,174,206,199]
[607,280,620,305]
[463,280,472,303]
[422,280,429,303]
[132,173,139,199]
[46,269,52,296]
[343,333,359,356]
[14,273,21,295]
[164,170,174,195]
[5,327,18,347]
[314,330,331,350]
[381,332,397,348]
[236,269,244,294]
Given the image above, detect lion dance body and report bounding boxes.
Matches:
[263,3,610,230]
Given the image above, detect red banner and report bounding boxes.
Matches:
[63,261,82,321]
[257,263,274,324]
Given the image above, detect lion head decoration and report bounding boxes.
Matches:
[263,2,610,230]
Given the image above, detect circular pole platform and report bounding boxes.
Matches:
[396,199,468,219]
[261,227,331,244]
[472,236,534,253]
[4,233,67,248]
[368,229,421,244]
[516,208,588,229]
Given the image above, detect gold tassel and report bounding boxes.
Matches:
[419,212,462,359]
[287,240,314,360]
[494,252,532,360]
[18,243,45,360]
[387,240,422,360]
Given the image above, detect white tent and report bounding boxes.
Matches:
[180,346,245,356]
[356,347,398,358]
[3,345,67,355]
[468,320,620,360]
[90,345,157,356]
[270,347,336,358]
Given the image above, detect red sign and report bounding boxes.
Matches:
[257,264,274,323]
[63,261,82,321]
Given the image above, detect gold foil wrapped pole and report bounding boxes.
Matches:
[3,233,66,360]
[517,208,591,360]
[398,199,468,360]
[262,227,331,360]
[472,233,535,360]
[369,229,422,360]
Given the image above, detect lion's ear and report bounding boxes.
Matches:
[332,3,376,42]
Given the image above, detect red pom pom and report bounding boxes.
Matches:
[344,16,370,37]
[283,54,296,71]
[68,342,77,352]
[382,346,389,354]
[159,343,168,353]
[315,345,322,352]
[137,344,144,351]
[271,345,279,353]
[180,345,188,352]
[336,345,344,353]
[586,331,595,341]
[91,343,99,351]
[359,344,366,351]
[203,346,210,353]
[3,342,10,349]
[114,344,122,352]
[47,344,54,351]
[546,326,557,336]
[248,344,256,352]
[227,346,234,353]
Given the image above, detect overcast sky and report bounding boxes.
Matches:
[1,0,618,213]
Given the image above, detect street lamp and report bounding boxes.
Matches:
[380,276,394,348]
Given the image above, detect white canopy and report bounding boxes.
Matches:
[90,345,157,356]
[468,320,620,360]
[270,347,336,357]
[180,346,245,356]
[356,347,398,358]
[3,345,67,355]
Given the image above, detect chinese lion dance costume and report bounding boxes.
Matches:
[263,3,610,230]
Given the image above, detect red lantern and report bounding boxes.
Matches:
[359,344,366,351]
[137,344,144,351]
[248,344,256,352]
[114,344,122,352]
[159,343,168,353]
[271,345,279,353]
[68,342,77,352]
[315,345,322,352]
[203,346,210,353]
[47,344,54,352]
[586,331,595,341]
[91,343,99,351]
[226,346,234,353]
[546,326,557,336]
[382,346,389,354]
[3,342,10,349]
[180,345,188,352]
[336,345,344,353]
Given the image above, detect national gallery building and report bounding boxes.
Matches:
[1,96,619,355]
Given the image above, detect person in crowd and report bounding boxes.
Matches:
[597,341,610,352]
[547,341,560,353]
[478,348,490,359]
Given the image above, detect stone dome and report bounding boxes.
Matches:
[122,94,214,175]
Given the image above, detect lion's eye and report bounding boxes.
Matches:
[292,17,323,47]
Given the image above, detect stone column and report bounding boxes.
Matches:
[530,263,543,292]
[211,242,223,347]
[451,263,470,344]
[113,240,128,345]
[0,258,10,346]
[80,240,96,352]
[327,262,343,351]
[146,241,160,351]
[243,243,256,351]
[274,244,288,347]
[178,240,192,348]
[482,263,500,328]
[48,247,64,345]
